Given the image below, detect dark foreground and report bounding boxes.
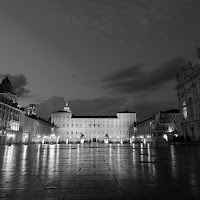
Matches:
[0,143,200,199]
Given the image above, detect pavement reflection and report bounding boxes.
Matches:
[0,143,200,199]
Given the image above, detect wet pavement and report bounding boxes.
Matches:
[0,143,200,199]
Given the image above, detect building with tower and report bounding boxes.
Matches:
[51,102,136,143]
[22,104,55,144]
[0,76,25,145]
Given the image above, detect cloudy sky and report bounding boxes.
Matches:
[0,0,200,121]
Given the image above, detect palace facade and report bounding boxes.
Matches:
[51,102,136,143]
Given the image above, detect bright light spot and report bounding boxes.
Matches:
[163,134,168,141]
[7,133,15,137]
[168,126,173,133]
[174,134,178,137]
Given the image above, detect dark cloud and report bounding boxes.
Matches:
[0,73,30,97]
[68,97,126,116]
[36,97,65,120]
[36,97,127,120]
[102,64,142,83]
[102,57,188,93]
[36,96,179,123]
[134,101,179,122]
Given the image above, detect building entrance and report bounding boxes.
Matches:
[93,138,96,142]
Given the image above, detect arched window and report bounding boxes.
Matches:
[182,101,187,119]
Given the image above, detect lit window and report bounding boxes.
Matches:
[182,101,187,119]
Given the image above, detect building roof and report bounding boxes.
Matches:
[137,117,153,124]
[52,110,70,113]
[117,110,136,113]
[26,114,52,124]
[71,115,118,118]
[160,109,180,113]
[52,110,135,116]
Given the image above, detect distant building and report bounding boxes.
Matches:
[153,109,181,141]
[135,117,154,143]
[51,102,136,143]
[176,59,200,141]
[136,109,180,142]
[27,104,36,116]
[22,104,55,144]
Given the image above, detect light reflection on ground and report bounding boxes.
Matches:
[0,143,200,199]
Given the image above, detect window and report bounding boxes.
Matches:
[182,101,187,119]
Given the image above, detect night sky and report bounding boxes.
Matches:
[1,0,200,121]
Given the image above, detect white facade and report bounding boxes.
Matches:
[51,102,136,143]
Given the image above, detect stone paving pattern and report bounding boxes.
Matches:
[0,143,200,199]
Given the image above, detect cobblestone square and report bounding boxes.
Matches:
[0,143,200,199]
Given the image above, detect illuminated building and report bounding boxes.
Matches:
[136,109,180,142]
[0,75,54,145]
[135,117,154,143]
[153,109,181,141]
[51,102,136,143]
[0,76,25,145]
[22,104,55,144]
[176,58,200,141]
